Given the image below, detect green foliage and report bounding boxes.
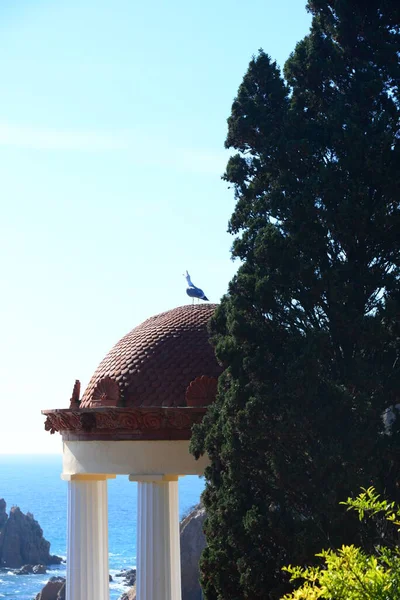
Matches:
[342,487,398,523]
[190,1,400,599]
[282,488,400,600]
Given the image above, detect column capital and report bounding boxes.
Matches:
[61,473,116,481]
[129,474,179,483]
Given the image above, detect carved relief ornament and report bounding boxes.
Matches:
[185,375,218,407]
[91,376,120,407]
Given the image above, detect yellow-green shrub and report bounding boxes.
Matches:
[282,488,400,600]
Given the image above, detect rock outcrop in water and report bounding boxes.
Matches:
[0,499,62,568]
[115,568,137,587]
[120,586,136,600]
[35,576,65,600]
[16,563,47,575]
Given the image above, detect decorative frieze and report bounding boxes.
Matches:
[43,407,207,441]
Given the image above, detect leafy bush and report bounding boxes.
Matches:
[282,488,400,599]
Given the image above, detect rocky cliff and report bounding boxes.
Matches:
[0,499,62,568]
[180,504,206,600]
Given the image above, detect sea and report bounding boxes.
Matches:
[0,454,205,600]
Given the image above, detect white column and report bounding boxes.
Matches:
[63,474,113,600]
[132,475,182,600]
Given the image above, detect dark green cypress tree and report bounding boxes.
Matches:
[190,2,400,598]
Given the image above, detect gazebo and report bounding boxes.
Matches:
[42,304,221,600]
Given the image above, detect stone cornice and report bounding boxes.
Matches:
[42,407,207,441]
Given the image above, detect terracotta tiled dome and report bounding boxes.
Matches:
[80,304,222,409]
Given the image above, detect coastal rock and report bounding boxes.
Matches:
[58,582,66,600]
[35,576,65,600]
[180,504,206,600]
[115,568,136,587]
[16,564,34,574]
[16,563,47,575]
[33,563,48,574]
[120,585,136,600]
[0,499,7,529]
[0,499,62,568]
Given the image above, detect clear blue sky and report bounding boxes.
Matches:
[0,0,311,453]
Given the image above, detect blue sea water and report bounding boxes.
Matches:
[0,455,204,600]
